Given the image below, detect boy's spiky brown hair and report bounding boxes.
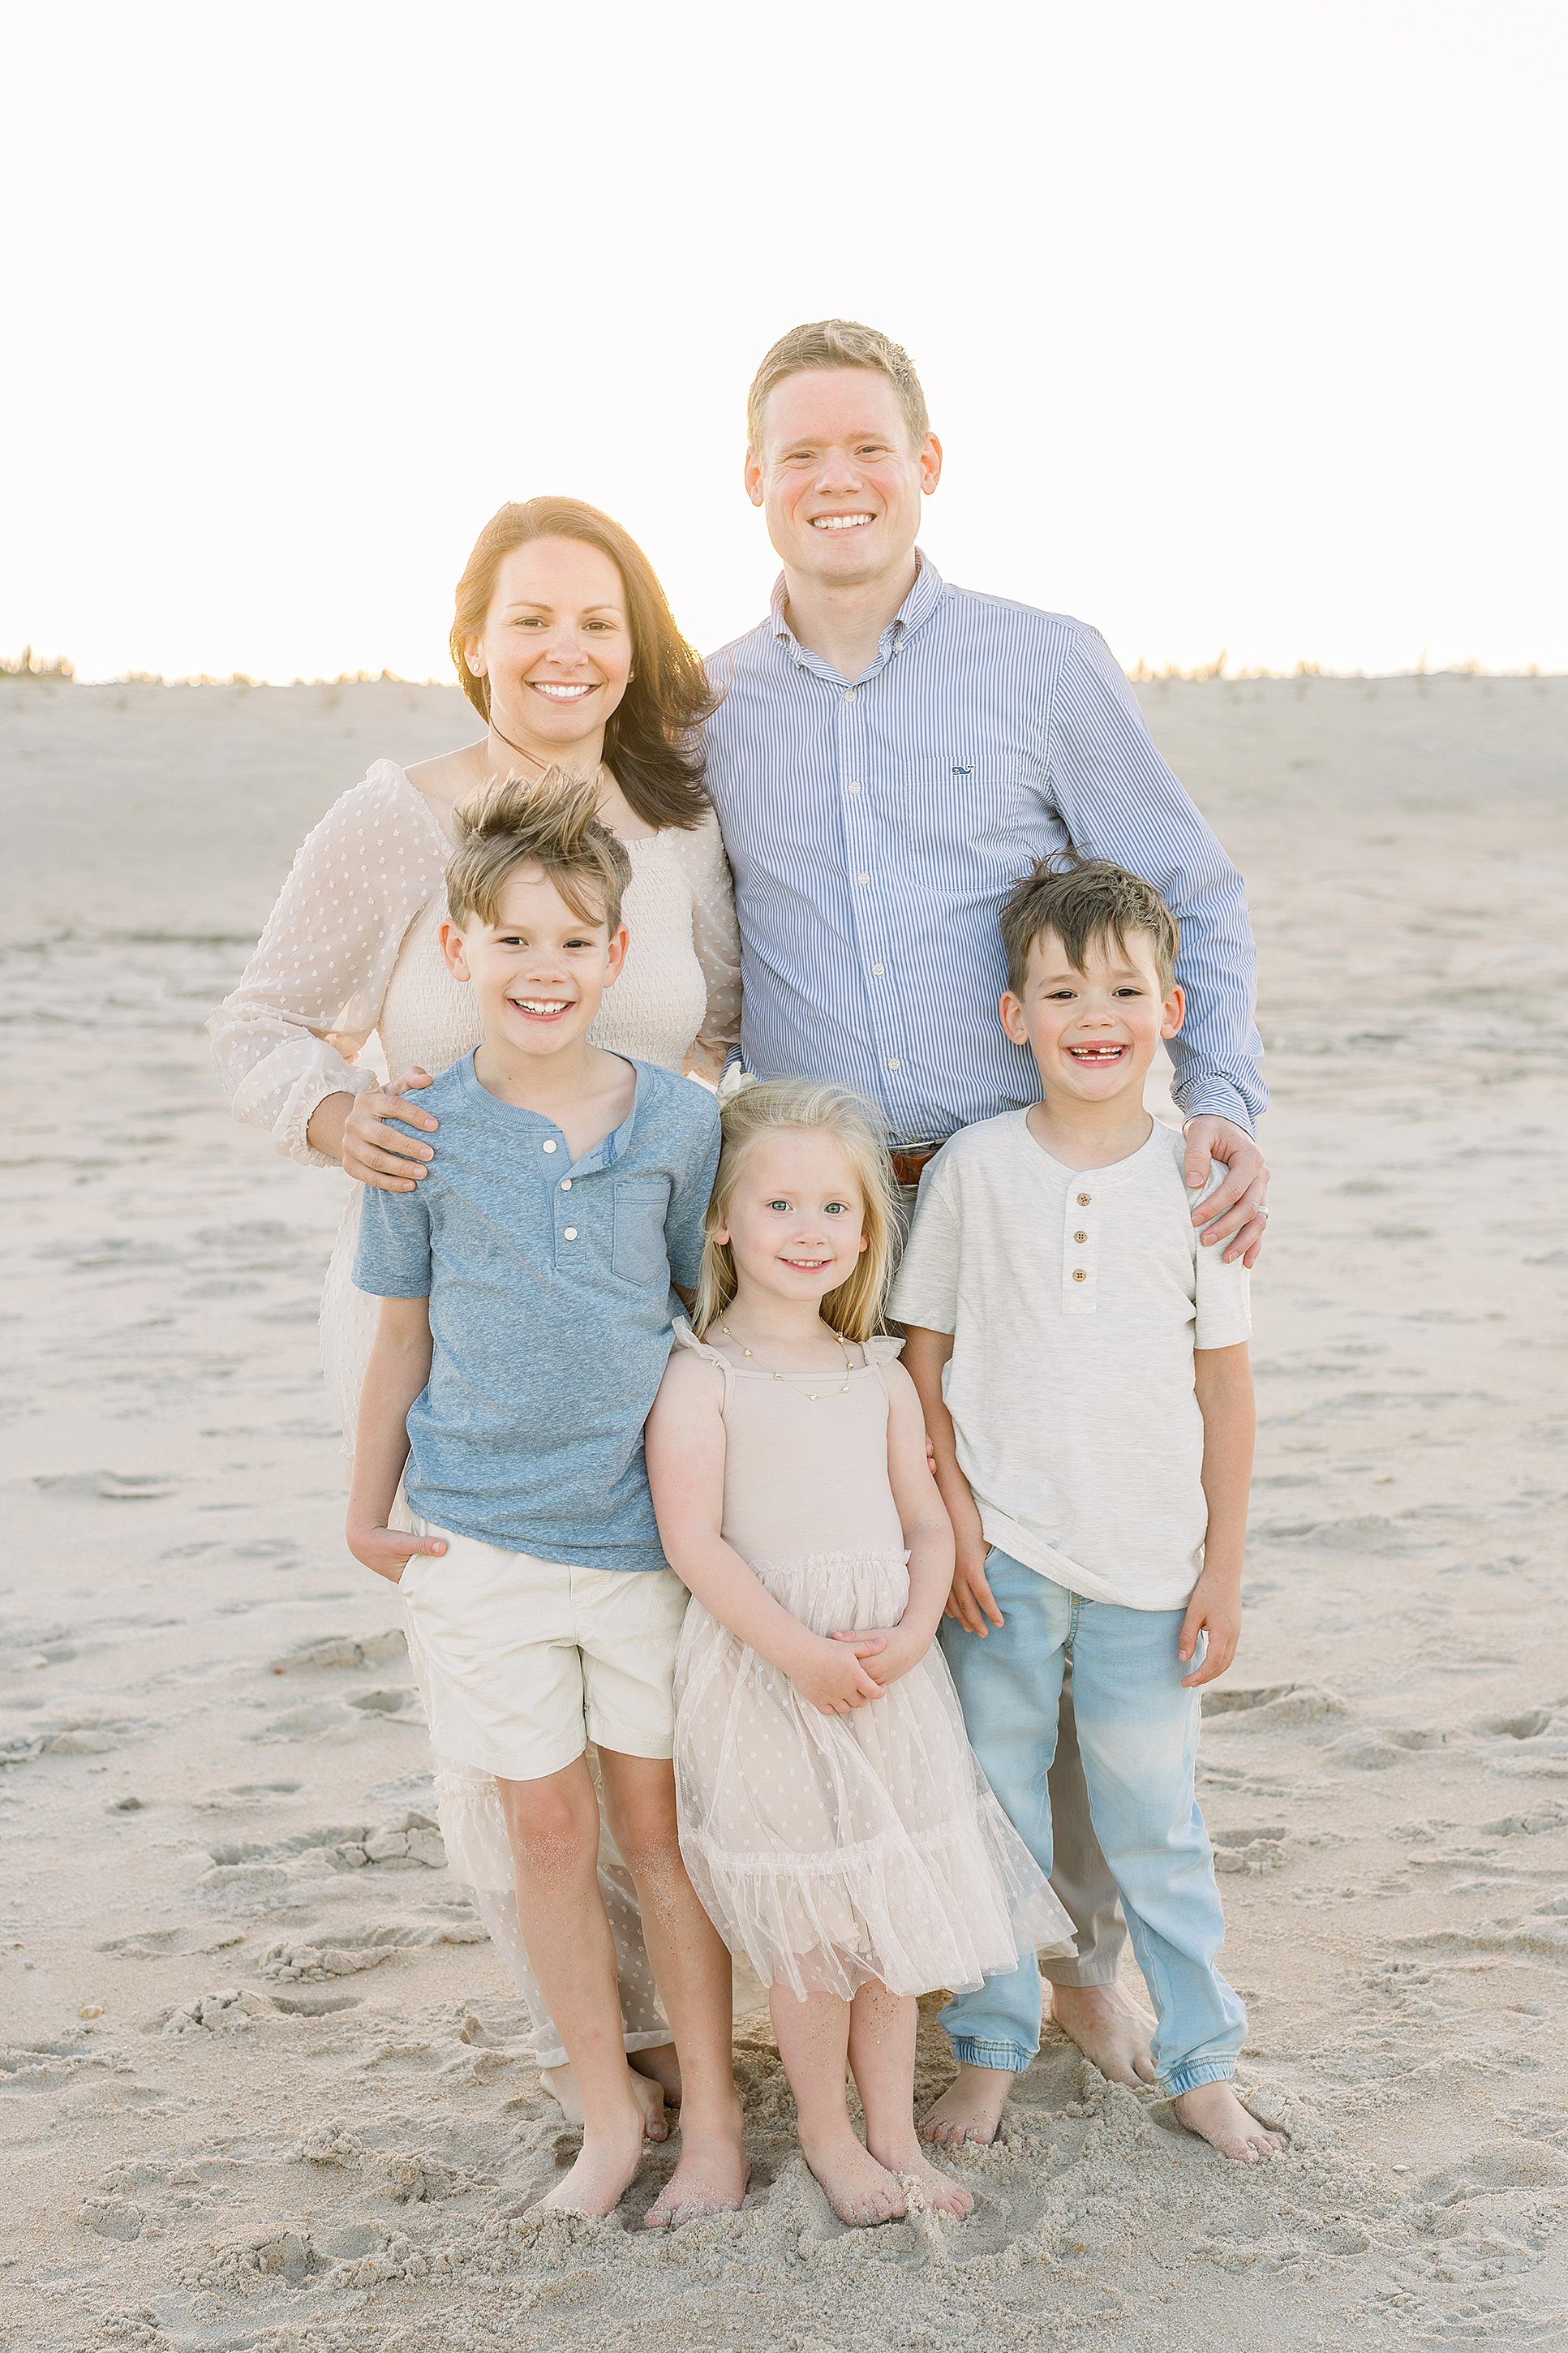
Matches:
[445,766,632,933]
[999,850,1180,999]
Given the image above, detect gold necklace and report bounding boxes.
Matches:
[716,1320,853,1402]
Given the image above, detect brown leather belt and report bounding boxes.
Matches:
[888,1145,940,1189]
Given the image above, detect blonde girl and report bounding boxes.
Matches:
[646,1080,1072,2228]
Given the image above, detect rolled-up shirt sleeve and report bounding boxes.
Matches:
[208,765,445,1167]
[1046,630,1267,1132]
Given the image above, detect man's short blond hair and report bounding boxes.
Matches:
[445,766,631,934]
[746,319,930,457]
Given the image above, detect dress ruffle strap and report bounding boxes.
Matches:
[670,1316,725,1361]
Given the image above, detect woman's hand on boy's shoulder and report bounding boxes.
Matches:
[346,1520,447,1585]
[1177,1564,1242,1688]
[337,1069,440,1193]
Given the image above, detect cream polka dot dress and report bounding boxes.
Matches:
[670,1323,1075,2004]
[210,760,742,2067]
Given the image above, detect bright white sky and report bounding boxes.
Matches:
[5,2,1563,683]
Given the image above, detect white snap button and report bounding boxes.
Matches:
[564,1227,578,1241]
[543,1140,557,1154]
[561,1178,571,1190]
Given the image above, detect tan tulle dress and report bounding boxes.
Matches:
[669,1322,1076,2003]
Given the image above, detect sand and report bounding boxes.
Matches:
[2,668,1566,2353]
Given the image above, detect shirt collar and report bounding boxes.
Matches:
[457,1051,643,1174]
[769,551,946,682]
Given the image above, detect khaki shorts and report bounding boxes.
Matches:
[401,1521,689,1783]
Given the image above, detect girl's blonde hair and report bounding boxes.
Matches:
[693,1079,898,1345]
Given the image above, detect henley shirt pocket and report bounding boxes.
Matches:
[612,1179,672,1284]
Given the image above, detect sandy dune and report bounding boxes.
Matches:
[2,669,1566,2351]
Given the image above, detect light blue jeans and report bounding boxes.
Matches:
[940,1548,1246,2097]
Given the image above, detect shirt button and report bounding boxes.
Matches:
[543,1140,557,1155]
[847,780,861,794]
[564,1227,578,1241]
[1076,1191,1091,1205]
[1074,1228,1088,1243]
[842,687,857,703]
[857,871,870,885]
[561,1178,571,1190]
[872,964,885,978]
[1072,1267,1087,1283]
[887,1059,900,1073]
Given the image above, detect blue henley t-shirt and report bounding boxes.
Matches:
[352,1052,721,1570]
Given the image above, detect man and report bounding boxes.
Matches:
[700,318,1269,2117]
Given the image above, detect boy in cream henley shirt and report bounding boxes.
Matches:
[891,1116,1250,1609]
[895,854,1283,2168]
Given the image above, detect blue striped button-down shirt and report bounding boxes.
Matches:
[701,556,1265,1144]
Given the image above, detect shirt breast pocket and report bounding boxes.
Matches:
[612,1179,672,1285]
[904,761,1049,860]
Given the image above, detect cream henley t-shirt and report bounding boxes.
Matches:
[888,1115,1252,1611]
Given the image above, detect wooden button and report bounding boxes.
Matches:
[1074,1229,1088,1243]
[1076,1191,1091,1206]
[1072,1268,1087,1283]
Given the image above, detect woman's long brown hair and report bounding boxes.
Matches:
[450,497,719,833]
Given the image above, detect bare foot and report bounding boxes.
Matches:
[643,2094,750,2230]
[865,2125,973,2217]
[918,2060,1015,2149]
[630,2041,683,2107]
[531,2101,647,2217]
[800,2128,908,2226]
[539,2063,584,2127]
[540,2062,668,2143]
[1048,1982,1158,2086]
[1173,2080,1289,2162]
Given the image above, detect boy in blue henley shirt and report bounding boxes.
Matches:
[345,768,745,2227]
[354,1047,716,1570]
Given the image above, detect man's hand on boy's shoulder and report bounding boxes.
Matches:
[1183,1116,1269,1269]
[1177,1564,1242,1688]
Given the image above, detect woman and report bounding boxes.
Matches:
[210,497,741,2127]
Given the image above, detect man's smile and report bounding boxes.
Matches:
[810,513,874,531]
